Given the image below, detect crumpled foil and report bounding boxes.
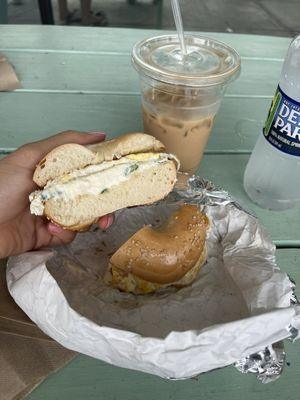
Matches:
[163,175,255,216]
[166,176,299,383]
[234,343,285,383]
[233,287,299,383]
[6,177,300,382]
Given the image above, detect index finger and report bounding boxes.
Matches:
[6,130,106,169]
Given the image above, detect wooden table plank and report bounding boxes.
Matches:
[200,154,300,244]
[24,249,300,400]
[1,26,299,400]
[24,346,300,400]
[0,28,298,242]
[0,26,291,59]
[2,51,280,97]
[0,93,271,152]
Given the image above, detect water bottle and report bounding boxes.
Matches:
[244,35,300,210]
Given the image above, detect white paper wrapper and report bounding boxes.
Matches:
[6,179,300,381]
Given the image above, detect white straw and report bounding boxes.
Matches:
[171,0,187,60]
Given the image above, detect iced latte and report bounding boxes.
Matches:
[132,35,241,173]
[142,87,217,173]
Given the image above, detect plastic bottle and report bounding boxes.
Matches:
[243,35,300,210]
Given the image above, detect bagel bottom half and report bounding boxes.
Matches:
[105,205,209,295]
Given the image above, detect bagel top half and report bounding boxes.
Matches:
[29,133,179,231]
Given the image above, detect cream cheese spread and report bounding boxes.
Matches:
[29,153,177,216]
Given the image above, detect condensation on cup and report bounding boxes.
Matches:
[132,35,241,174]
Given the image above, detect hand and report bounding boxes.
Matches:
[0,131,114,258]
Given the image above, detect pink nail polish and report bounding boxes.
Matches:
[48,223,63,234]
[105,214,114,229]
[98,215,108,230]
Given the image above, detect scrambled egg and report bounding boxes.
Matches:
[60,174,72,183]
[125,152,161,162]
[111,267,163,295]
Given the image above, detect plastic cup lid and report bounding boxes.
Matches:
[132,34,241,87]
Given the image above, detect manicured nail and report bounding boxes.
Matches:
[106,213,114,229]
[100,213,114,230]
[98,215,109,230]
[48,222,64,234]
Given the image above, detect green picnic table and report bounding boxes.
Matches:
[0,25,299,399]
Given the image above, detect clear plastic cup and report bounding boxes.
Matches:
[132,35,241,174]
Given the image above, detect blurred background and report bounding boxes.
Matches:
[0,0,298,37]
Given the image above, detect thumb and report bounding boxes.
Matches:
[47,222,76,246]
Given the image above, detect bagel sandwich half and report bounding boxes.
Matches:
[105,205,209,294]
[29,133,178,231]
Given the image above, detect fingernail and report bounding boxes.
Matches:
[98,215,108,230]
[48,222,64,234]
[106,213,114,229]
[100,213,114,230]
[88,132,106,137]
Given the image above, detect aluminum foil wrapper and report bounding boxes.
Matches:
[6,177,300,382]
[174,176,300,383]
[167,176,300,383]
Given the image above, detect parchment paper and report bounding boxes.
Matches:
[0,53,21,91]
[6,181,300,381]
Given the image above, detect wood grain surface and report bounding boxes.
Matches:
[0,26,299,399]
